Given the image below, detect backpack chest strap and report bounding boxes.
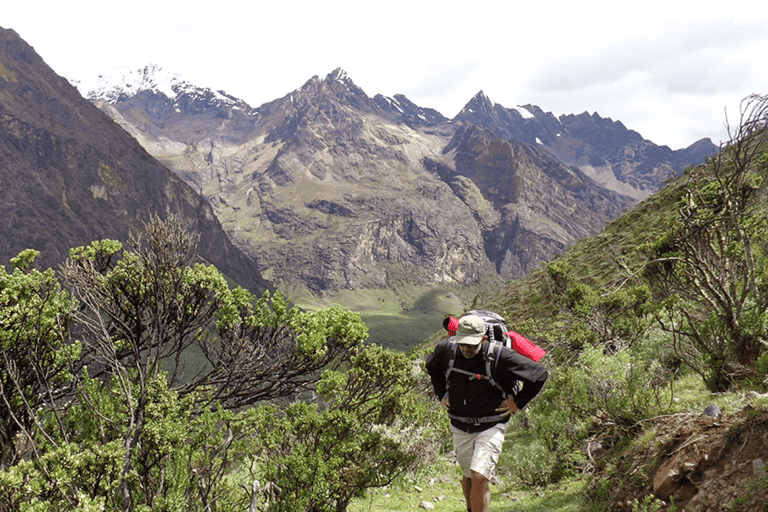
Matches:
[445,340,507,398]
[449,367,490,381]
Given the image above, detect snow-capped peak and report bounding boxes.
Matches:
[68,64,256,115]
[474,90,493,105]
[329,67,351,84]
[70,64,183,103]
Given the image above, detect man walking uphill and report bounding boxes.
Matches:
[425,315,548,512]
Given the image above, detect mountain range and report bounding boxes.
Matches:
[79,64,716,294]
[454,92,716,200]
[1,23,717,298]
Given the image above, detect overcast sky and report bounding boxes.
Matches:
[4,0,768,149]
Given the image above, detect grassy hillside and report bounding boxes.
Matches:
[292,279,500,351]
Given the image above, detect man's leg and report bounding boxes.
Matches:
[466,422,507,512]
[461,475,472,511]
[469,470,490,512]
[452,425,476,511]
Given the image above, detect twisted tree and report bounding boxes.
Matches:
[642,94,768,390]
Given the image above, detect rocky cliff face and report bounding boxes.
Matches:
[76,64,713,294]
[81,66,686,293]
[0,27,269,293]
[430,123,631,277]
[455,91,718,200]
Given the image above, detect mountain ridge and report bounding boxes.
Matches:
[0,27,269,294]
[77,63,714,153]
[453,91,717,200]
[80,65,657,293]
[2,37,714,296]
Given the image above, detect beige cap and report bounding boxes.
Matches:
[455,315,486,346]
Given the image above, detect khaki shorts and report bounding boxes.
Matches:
[450,422,508,479]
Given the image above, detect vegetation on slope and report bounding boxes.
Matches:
[415,93,768,511]
[0,215,442,511]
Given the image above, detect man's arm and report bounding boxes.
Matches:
[513,368,548,409]
[501,351,548,409]
[424,342,449,400]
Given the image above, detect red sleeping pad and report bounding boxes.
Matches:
[508,331,546,362]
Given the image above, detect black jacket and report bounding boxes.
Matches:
[425,338,548,432]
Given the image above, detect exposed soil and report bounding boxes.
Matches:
[594,400,768,512]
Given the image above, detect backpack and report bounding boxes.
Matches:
[465,309,512,348]
[465,309,546,362]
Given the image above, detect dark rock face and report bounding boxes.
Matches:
[439,124,632,275]
[0,27,269,293]
[373,93,448,128]
[454,92,717,200]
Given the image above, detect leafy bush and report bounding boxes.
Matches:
[581,345,673,427]
[0,249,77,468]
[525,366,590,482]
[245,344,435,511]
[509,435,562,487]
[523,338,674,486]
[641,95,768,391]
[758,349,768,375]
[536,258,654,367]
[1,217,435,511]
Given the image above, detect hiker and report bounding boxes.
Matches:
[443,313,547,362]
[426,315,548,512]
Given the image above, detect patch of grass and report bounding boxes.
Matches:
[349,422,601,512]
[348,458,596,512]
[348,458,466,512]
[667,373,745,415]
[499,478,601,512]
[635,426,659,451]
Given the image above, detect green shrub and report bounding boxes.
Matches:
[509,437,563,487]
[525,366,590,481]
[521,339,674,487]
[1,218,428,512]
[630,495,668,512]
[247,344,433,511]
[757,349,768,374]
[0,249,77,468]
[577,345,673,428]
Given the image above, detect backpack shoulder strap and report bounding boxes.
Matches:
[444,339,458,386]
[445,340,489,385]
[485,341,507,398]
[445,341,508,397]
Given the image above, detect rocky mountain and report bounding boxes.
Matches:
[455,91,718,200]
[79,65,713,294]
[82,69,648,292]
[0,27,269,293]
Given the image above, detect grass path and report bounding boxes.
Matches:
[349,425,598,512]
[348,462,593,512]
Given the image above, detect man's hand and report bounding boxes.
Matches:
[496,396,518,417]
[440,396,450,411]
